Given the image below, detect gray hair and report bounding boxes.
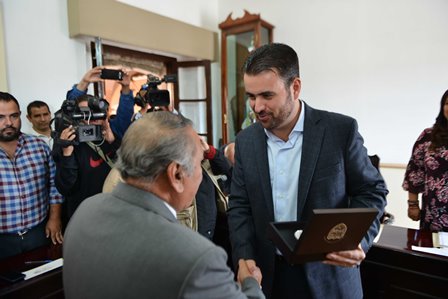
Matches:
[115,112,195,183]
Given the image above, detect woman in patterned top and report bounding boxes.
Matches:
[403,89,448,232]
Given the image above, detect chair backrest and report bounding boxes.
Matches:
[368,155,380,170]
[368,154,395,225]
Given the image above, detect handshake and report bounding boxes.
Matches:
[237,259,262,287]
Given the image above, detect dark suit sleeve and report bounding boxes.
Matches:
[344,119,388,252]
[180,246,265,299]
[227,139,257,268]
[109,92,134,140]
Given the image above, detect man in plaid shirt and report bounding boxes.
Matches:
[0,92,63,260]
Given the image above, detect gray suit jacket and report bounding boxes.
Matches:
[227,102,388,298]
[63,182,265,299]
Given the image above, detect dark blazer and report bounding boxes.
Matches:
[227,102,388,298]
[63,182,265,299]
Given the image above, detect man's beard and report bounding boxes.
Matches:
[258,91,294,131]
[0,126,20,141]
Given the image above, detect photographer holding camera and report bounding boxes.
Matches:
[54,66,140,224]
[53,94,120,224]
[66,66,136,139]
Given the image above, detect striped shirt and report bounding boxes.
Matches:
[0,133,63,233]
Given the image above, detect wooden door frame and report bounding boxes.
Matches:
[175,60,212,142]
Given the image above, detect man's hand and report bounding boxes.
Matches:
[118,68,148,95]
[46,204,63,244]
[46,218,63,244]
[237,259,262,287]
[117,67,132,94]
[102,119,115,144]
[200,137,210,154]
[76,66,104,91]
[60,126,76,156]
[323,244,365,268]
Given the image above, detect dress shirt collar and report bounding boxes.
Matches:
[163,202,177,219]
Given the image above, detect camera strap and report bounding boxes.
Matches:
[201,160,229,213]
[87,141,115,169]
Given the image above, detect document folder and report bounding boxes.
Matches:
[268,208,379,264]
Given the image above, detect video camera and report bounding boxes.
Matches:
[134,74,177,111]
[52,95,109,145]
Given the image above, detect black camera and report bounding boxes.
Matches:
[52,95,109,145]
[134,74,177,111]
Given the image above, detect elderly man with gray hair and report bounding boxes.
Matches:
[63,111,265,299]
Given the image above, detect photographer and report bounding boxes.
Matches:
[54,66,150,224]
[53,94,120,224]
[66,66,135,139]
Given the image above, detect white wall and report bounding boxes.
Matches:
[0,3,8,91]
[1,0,89,134]
[381,167,419,229]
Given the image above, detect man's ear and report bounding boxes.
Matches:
[26,114,32,122]
[167,161,184,193]
[292,77,301,100]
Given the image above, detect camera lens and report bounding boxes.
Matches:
[88,97,108,112]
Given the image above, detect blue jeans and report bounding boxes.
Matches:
[0,220,49,260]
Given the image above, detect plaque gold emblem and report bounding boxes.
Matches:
[325,223,347,243]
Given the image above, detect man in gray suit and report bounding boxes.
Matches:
[227,43,388,298]
[63,112,265,299]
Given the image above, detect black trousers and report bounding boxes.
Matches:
[271,254,312,299]
[0,221,49,260]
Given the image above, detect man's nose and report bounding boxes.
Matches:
[252,98,264,113]
[4,116,13,126]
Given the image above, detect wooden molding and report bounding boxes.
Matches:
[67,0,217,61]
[380,163,407,169]
[219,10,274,30]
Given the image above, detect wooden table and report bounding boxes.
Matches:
[361,225,448,298]
[0,244,63,299]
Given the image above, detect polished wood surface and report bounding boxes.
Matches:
[0,244,63,299]
[361,225,448,298]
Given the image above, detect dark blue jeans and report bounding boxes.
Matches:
[0,221,49,260]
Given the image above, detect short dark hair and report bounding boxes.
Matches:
[0,92,20,110]
[242,43,300,88]
[75,94,109,107]
[27,100,50,116]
